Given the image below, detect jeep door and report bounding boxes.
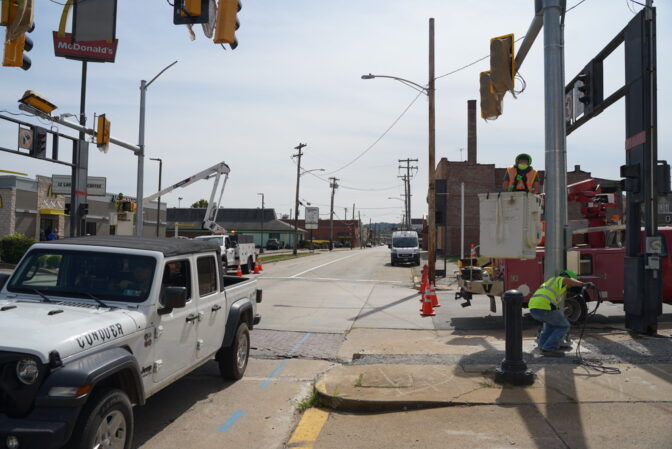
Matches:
[153,258,199,384]
[195,254,228,358]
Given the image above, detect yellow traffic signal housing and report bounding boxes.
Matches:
[489,33,515,94]
[1,0,10,26]
[214,0,240,49]
[96,114,111,152]
[181,0,202,17]
[3,32,30,69]
[480,71,502,120]
[19,90,57,114]
[3,0,34,70]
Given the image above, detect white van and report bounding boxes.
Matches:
[390,231,420,266]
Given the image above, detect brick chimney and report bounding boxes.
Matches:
[467,99,477,163]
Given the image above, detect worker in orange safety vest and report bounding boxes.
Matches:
[502,153,541,193]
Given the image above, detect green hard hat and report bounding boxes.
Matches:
[515,153,532,164]
[560,269,578,279]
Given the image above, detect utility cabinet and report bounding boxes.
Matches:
[478,192,542,259]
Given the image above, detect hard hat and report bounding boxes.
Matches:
[515,153,532,164]
[560,269,578,279]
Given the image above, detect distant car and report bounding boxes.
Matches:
[366,242,372,247]
[334,241,343,248]
[266,238,280,250]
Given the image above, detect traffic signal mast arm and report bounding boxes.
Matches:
[142,161,231,234]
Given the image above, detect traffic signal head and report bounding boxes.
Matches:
[96,114,111,152]
[173,0,210,25]
[574,61,603,115]
[489,33,515,94]
[2,0,34,70]
[19,90,57,114]
[479,71,502,120]
[30,126,47,158]
[214,0,240,49]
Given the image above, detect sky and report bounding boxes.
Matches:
[1,0,670,225]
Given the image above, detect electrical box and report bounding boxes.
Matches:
[478,192,542,259]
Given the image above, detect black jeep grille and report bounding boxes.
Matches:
[0,351,45,417]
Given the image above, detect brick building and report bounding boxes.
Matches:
[281,219,361,248]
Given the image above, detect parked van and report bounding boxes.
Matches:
[390,231,420,266]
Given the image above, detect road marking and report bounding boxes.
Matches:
[260,359,288,390]
[261,276,404,284]
[288,332,312,355]
[289,253,361,278]
[218,410,243,432]
[286,408,330,449]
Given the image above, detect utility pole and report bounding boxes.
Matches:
[344,207,348,220]
[329,177,339,250]
[258,192,265,253]
[427,18,437,283]
[399,158,418,230]
[149,157,163,236]
[358,211,362,248]
[292,143,307,255]
[352,203,355,220]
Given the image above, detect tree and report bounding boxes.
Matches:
[191,199,208,208]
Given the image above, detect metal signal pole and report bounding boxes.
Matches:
[329,177,339,250]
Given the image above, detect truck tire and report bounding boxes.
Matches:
[390,258,395,266]
[242,256,253,274]
[70,388,133,449]
[564,291,588,324]
[218,322,250,380]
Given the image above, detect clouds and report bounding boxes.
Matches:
[0,0,669,223]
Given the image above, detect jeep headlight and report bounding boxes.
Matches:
[16,359,39,385]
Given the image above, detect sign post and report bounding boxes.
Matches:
[305,207,319,252]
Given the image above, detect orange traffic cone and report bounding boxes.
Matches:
[236,263,243,277]
[418,265,428,293]
[427,283,440,308]
[420,289,435,316]
[258,260,263,271]
[253,262,261,274]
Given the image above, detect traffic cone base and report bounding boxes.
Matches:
[253,263,261,274]
[236,263,243,277]
[427,284,441,308]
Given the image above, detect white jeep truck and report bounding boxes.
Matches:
[0,236,261,449]
[194,234,257,274]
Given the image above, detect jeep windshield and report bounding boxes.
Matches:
[196,236,224,245]
[7,249,156,303]
[392,237,418,248]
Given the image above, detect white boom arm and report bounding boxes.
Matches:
[143,161,231,234]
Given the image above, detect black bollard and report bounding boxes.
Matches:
[495,290,534,386]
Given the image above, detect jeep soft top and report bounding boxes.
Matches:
[42,235,220,257]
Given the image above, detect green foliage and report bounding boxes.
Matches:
[0,233,36,264]
[191,199,208,208]
[45,254,62,269]
[298,388,319,411]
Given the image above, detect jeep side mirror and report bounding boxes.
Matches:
[159,286,187,315]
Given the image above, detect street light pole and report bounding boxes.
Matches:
[258,192,265,253]
[292,143,307,255]
[329,177,339,250]
[149,157,162,237]
[136,60,178,237]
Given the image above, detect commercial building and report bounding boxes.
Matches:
[167,208,303,247]
[281,219,361,248]
[0,175,166,239]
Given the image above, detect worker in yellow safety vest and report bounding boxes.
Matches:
[502,153,541,193]
[529,270,592,357]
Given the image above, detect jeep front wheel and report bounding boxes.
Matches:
[219,322,250,380]
[71,388,133,449]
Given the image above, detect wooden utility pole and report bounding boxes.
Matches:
[399,158,418,230]
[292,143,307,255]
[428,18,437,282]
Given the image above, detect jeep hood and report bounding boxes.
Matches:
[0,299,146,363]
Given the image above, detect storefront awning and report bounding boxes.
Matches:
[39,208,65,215]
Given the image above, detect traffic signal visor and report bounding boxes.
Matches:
[96,114,111,152]
[19,90,57,114]
[480,71,502,120]
[489,33,515,94]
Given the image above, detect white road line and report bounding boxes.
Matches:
[288,252,361,278]
[260,276,405,284]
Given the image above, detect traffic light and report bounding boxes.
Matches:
[96,114,111,152]
[78,203,89,216]
[30,126,47,158]
[575,61,603,115]
[2,0,34,70]
[489,34,515,94]
[480,71,502,120]
[214,0,240,49]
[173,0,210,25]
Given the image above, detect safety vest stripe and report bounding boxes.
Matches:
[530,293,557,304]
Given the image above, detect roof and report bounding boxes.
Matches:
[168,208,277,222]
[41,235,220,257]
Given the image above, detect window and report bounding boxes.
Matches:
[579,254,593,276]
[8,250,156,303]
[161,260,192,305]
[197,256,217,296]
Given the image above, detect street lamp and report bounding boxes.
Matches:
[361,18,437,282]
[149,157,162,237]
[178,197,183,208]
[136,60,178,236]
[388,196,406,229]
[257,192,265,253]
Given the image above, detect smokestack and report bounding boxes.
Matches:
[467,99,477,164]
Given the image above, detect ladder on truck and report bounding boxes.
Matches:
[143,161,231,234]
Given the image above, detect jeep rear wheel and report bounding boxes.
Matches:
[242,256,253,274]
[219,322,250,380]
[71,388,133,449]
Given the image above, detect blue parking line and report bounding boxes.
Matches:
[260,359,288,390]
[218,410,244,432]
[288,332,312,355]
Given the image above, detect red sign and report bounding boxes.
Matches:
[52,32,118,63]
